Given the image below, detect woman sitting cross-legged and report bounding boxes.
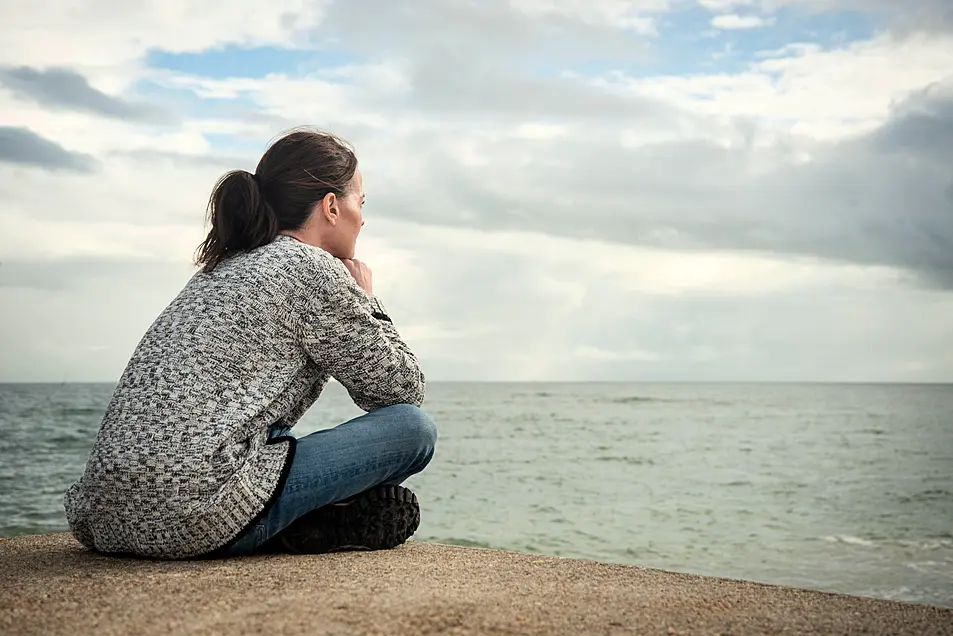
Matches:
[62,128,437,560]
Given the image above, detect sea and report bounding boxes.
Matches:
[1,381,951,608]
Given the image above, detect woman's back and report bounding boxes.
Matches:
[64,238,320,557]
[109,236,321,443]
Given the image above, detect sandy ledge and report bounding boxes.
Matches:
[1,532,950,635]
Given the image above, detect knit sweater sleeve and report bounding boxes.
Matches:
[299,260,426,412]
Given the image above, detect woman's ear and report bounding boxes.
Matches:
[321,192,339,224]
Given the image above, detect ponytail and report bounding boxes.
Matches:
[195,170,279,273]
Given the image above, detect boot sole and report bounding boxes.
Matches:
[273,485,420,555]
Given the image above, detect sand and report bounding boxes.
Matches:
[1,532,950,635]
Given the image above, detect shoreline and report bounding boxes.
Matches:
[2,532,951,635]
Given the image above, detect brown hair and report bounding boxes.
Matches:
[194,128,358,273]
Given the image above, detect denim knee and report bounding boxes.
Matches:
[384,403,437,451]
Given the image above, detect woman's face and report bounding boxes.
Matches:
[324,168,365,260]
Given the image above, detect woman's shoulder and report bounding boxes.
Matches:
[196,235,348,299]
[265,235,350,284]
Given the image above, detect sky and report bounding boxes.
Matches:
[1,0,952,383]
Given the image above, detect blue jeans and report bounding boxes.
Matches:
[220,403,437,556]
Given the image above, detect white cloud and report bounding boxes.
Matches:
[508,0,672,34]
[711,13,775,29]
[612,31,953,140]
[697,0,757,10]
[0,0,331,74]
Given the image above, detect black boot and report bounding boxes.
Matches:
[265,485,421,554]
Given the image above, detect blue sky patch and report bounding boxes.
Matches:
[145,44,359,79]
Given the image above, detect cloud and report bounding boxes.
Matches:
[778,0,951,23]
[404,56,672,121]
[870,78,953,161]
[0,66,176,124]
[317,0,659,73]
[0,126,97,172]
[703,0,951,35]
[0,0,332,70]
[647,33,953,141]
[711,14,775,29]
[508,0,673,34]
[0,258,192,291]
[697,0,756,10]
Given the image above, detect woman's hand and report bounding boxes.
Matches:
[341,258,373,296]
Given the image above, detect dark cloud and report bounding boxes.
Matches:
[876,0,952,35]
[758,82,953,287]
[897,3,953,35]
[871,81,953,164]
[0,66,177,124]
[0,127,97,172]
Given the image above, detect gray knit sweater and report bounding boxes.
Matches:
[62,235,426,559]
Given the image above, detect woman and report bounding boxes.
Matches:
[62,129,436,560]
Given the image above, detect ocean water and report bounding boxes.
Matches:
[1,381,951,608]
